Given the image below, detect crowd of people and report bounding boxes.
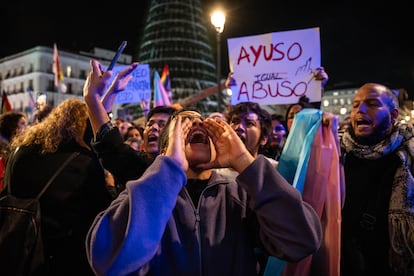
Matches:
[0,58,413,276]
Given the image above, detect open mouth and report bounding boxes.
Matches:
[355,118,371,127]
[147,134,158,142]
[186,128,209,144]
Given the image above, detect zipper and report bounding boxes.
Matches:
[183,181,222,276]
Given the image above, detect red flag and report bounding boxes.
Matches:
[53,43,64,87]
[1,92,12,114]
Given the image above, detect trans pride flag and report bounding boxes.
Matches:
[153,71,171,107]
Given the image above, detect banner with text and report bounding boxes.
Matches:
[227,27,321,106]
[104,64,151,104]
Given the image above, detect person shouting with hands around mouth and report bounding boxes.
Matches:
[84,70,322,276]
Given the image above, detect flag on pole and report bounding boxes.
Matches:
[153,71,171,107]
[1,91,12,114]
[160,65,172,102]
[26,88,36,110]
[53,43,64,87]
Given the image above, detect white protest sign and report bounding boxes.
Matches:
[104,64,151,104]
[227,27,321,105]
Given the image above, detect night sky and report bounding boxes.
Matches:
[2,0,412,96]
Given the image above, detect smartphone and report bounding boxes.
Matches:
[107,40,127,71]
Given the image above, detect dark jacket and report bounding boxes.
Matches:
[3,141,113,276]
[340,124,414,276]
[86,155,322,276]
[92,126,153,191]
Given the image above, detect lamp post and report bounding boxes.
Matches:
[211,10,225,112]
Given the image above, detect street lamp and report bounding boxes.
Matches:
[211,10,225,112]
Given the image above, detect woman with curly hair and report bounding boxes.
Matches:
[2,98,113,276]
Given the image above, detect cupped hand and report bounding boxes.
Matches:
[165,115,192,172]
[197,118,254,173]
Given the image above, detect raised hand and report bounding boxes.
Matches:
[313,67,329,88]
[101,63,139,112]
[106,62,139,94]
[225,71,236,88]
[83,59,113,99]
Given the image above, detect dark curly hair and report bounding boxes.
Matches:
[0,111,26,141]
[226,101,272,142]
[146,105,176,120]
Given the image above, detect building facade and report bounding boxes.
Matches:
[0,46,131,122]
